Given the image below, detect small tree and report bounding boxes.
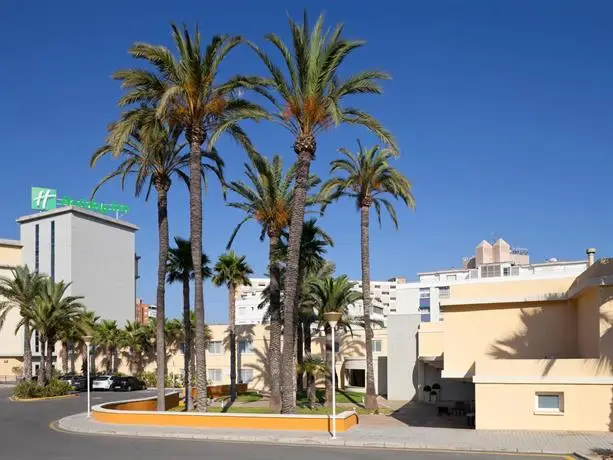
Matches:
[298,355,327,409]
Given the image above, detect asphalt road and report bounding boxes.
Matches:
[0,386,571,460]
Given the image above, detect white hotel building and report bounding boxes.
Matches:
[235,277,407,325]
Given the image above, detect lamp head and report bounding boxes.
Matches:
[323,311,342,328]
[83,335,92,345]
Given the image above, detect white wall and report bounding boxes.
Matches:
[70,213,135,325]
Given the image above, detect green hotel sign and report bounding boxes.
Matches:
[31,187,129,215]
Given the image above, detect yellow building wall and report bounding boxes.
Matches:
[449,277,575,304]
[0,357,23,379]
[444,301,578,378]
[577,287,600,358]
[476,383,613,431]
[0,243,21,266]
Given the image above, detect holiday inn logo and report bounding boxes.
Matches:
[30,186,129,216]
[31,187,57,211]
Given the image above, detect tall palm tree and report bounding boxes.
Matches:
[29,279,86,384]
[93,319,122,374]
[113,24,268,412]
[308,275,361,406]
[0,266,45,381]
[252,12,396,413]
[226,152,308,410]
[320,141,414,409]
[212,252,253,402]
[167,236,211,410]
[120,320,147,374]
[297,354,327,409]
[57,311,91,375]
[91,111,220,410]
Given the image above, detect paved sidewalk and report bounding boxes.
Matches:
[56,412,613,457]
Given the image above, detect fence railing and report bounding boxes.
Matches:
[0,375,18,384]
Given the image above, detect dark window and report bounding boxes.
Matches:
[34,330,40,353]
[35,224,40,273]
[50,221,55,281]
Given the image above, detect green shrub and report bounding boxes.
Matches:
[13,379,73,399]
[13,381,44,399]
[42,379,73,397]
[138,371,156,388]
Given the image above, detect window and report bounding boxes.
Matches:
[50,221,55,282]
[419,288,430,299]
[390,285,396,289]
[258,283,266,287]
[535,392,563,413]
[382,291,389,295]
[390,297,396,301]
[207,341,222,354]
[438,286,450,299]
[35,224,40,273]
[374,284,381,288]
[372,340,382,353]
[446,274,457,281]
[239,368,254,383]
[207,368,222,383]
[503,266,511,276]
[238,340,253,354]
[34,330,40,353]
[373,306,384,315]
[481,264,501,278]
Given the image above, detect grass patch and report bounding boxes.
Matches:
[220,391,262,403]
[296,389,365,406]
[171,404,390,416]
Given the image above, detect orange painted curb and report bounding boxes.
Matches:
[92,393,359,432]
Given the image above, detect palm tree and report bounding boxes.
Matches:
[251,12,396,413]
[167,237,211,410]
[29,279,86,384]
[320,141,414,409]
[212,252,253,402]
[0,266,45,381]
[226,152,303,410]
[91,111,220,410]
[113,24,268,412]
[308,276,361,406]
[57,312,91,375]
[120,320,147,374]
[298,354,328,408]
[93,319,122,374]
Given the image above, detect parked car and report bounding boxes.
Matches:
[71,376,91,392]
[111,376,146,392]
[58,374,78,386]
[92,375,115,391]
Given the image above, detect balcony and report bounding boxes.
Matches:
[418,322,444,360]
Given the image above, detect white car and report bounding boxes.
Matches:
[92,375,114,391]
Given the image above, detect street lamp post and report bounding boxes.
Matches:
[323,311,342,440]
[83,335,92,418]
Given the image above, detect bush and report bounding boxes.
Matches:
[12,379,73,399]
[13,381,44,399]
[138,371,156,388]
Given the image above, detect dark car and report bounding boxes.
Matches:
[71,376,92,392]
[111,376,146,392]
[58,374,78,385]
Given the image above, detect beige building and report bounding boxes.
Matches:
[417,249,613,431]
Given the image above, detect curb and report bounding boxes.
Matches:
[54,415,576,456]
[10,393,78,402]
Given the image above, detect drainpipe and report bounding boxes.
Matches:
[586,248,596,267]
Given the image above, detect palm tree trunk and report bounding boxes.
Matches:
[268,234,282,412]
[296,321,304,393]
[280,143,314,414]
[324,325,332,407]
[45,339,54,380]
[188,130,208,412]
[360,204,378,410]
[23,322,32,381]
[37,338,46,385]
[307,372,316,409]
[229,285,237,402]
[61,341,68,374]
[70,342,76,374]
[303,321,314,398]
[155,185,169,411]
[182,275,193,411]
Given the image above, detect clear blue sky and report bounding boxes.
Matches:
[1,1,611,323]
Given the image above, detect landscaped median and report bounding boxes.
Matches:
[92,392,359,432]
